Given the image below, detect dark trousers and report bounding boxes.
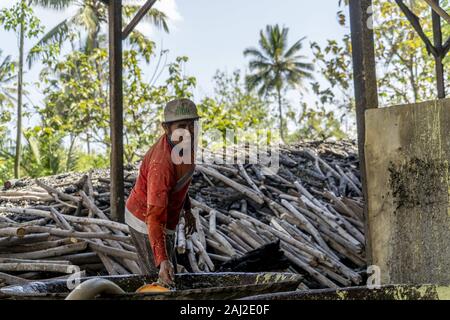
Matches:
[128,227,177,276]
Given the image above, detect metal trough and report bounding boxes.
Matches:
[0,272,303,300]
[240,284,450,300]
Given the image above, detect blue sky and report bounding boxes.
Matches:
[0,0,350,139]
[0,0,348,100]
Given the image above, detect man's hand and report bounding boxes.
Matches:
[159,260,175,287]
[184,209,196,236]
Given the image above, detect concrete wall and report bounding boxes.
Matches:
[365,98,450,285]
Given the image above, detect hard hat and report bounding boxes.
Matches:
[163,98,200,123]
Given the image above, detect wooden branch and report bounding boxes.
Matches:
[191,233,215,271]
[196,166,264,204]
[1,238,78,253]
[35,179,81,203]
[0,207,129,232]
[281,199,336,259]
[0,272,30,285]
[0,242,87,260]
[0,226,130,242]
[283,250,338,289]
[209,209,217,234]
[81,225,124,275]
[87,241,138,261]
[50,207,73,231]
[0,233,51,247]
[0,258,70,265]
[177,217,186,254]
[47,252,100,265]
[0,263,74,273]
[186,238,201,273]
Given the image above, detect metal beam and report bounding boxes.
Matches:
[423,0,450,25]
[122,0,157,40]
[431,0,446,98]
[108,0,125,222]
[396,0,438,57]
[349,0,379,265]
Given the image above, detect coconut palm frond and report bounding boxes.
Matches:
[31,0,74,10]
[284,37,306,58]
[123,5,169,33]
[26,17,75,68]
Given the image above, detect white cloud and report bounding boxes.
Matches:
[125,0,183,36]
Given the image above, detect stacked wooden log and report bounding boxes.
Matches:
[0,140,365,289]
[0,175,141,288]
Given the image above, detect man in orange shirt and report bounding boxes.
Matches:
[125,98,199,287]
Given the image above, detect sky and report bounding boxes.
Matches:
[0,0,350,137]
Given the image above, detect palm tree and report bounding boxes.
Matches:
[244,24,314,142]
[28,0,169,65]
[0,50,17,107]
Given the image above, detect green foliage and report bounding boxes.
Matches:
[329,0,450,106]
[0,0,44,38]
[305,0,450,140]
[72,151,108,172]
[244,24,314,141]
[0,48,14,183]
[292,103,347,141]
[21,127,66,177]
[28,0,169,65]
[35,45,198,168]
[310,36,353,111]
[0,133,14,184]
[0,50,16,110]
[198,70,271,135]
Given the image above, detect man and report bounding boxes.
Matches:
[125,98,199,287]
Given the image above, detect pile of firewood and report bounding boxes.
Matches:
[0,140,365,289]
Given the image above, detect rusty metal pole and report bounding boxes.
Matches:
[349,0,379,264]
[431,0,445,99]
[108,0,125,222]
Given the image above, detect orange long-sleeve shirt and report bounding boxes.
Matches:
[126,135,194,266]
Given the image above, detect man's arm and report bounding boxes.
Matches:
[145,162,175,285]
[145,206,169,267]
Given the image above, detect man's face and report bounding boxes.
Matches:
[164,120,197,147]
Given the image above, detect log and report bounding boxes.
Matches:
[0,238,78,253]
[86,241,138,262]
[0,207,129,232]
[50,208,73,231]
[0,226,130,242]
[0,233,51,247]
[35,179,81,203]
[209,210,217,234]
[0,140,365,288]
[0,242,87,260]
[197,166,264,204]
[47,252,100,265]
[281,199,338,260]
[283,250,338,289]
[177,216,186,254]
[186,238,201,273]
[191,233,215,271]
[0,263,74,273]
[0,272,30,285]
[81,225,125,275]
